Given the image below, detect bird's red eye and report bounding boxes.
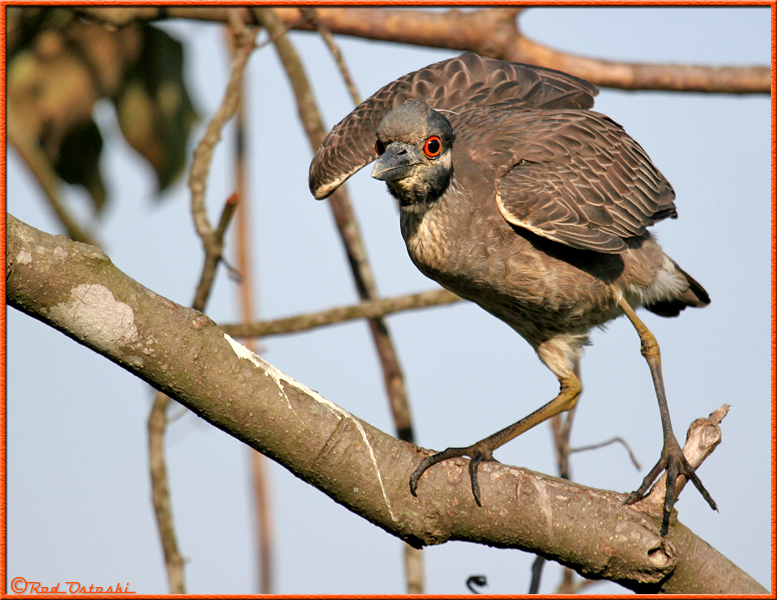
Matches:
[424,136,442,158]
[375,139,385,156]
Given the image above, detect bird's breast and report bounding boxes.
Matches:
[399,182,478,282]
[398,190,626,339]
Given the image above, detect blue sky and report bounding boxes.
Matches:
[6,6,772,594]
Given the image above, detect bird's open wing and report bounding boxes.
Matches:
[309,52,598,199]
[493,110,677,254]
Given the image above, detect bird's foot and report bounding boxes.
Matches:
[624,435,717,536]
[409,442,496,506]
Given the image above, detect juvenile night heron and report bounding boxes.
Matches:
[309,52,715,535]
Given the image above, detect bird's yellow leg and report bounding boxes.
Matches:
[617,296,717,535]
[409,374,581,505]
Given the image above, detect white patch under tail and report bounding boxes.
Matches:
[630,255,689,307]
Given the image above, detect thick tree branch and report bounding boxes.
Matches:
[6,214,767,595]
[75,6,770,94]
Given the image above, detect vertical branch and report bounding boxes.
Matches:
[404,544,425,595]
[147,10,255,593]
[188,13,257,267]
[225,22,275,594]
[252,7,424,593]
[250,452,274,593]
[148,392,185,593]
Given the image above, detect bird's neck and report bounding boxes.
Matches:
[388,153,453,212]
[398,176,467,283]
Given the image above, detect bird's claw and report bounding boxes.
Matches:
[625,437,717,536]
[409,444,494,505]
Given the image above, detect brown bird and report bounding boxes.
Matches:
[309,52,715,536]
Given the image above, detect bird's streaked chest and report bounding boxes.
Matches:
[397,180,622,333]
[398,182,533,304]
[399,182,475,281]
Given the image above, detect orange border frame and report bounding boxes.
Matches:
[0,2,774,599]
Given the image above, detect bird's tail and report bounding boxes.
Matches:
[645,262,710,317]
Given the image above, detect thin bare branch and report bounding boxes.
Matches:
[192,193,239,311]
[215,192,240,242]
[226,26,275,590]
[300,7,361,105]
[219,289,461,338]
[188,9,255,313]
[511,34,770,94]
[555,566,601,594]
[147,392,185,593]
[188,17,256,255]
[640,405,729,515]
[571,436,642,471]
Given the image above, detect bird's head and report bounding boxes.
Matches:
[371,99,455,211]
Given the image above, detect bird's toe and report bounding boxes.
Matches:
[409,443,496,505]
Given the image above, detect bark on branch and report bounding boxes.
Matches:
[6,214,766,595]
[74,6,770,94]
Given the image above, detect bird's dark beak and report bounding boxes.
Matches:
[371,143,421,182]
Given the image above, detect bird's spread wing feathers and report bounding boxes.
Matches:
[309,52,598,199]
[490,110,677,253]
